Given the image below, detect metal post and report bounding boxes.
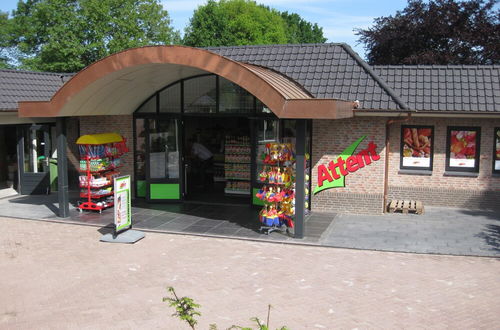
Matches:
[56,117,69,218]
[294,119,306,238]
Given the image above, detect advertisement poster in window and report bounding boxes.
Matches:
[448,129,479,169]
[401,126,433,169]
[495,128,500,172]
[114,175,131,232]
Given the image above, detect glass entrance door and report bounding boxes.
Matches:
[17,124,52,195]
[145,118,182,201]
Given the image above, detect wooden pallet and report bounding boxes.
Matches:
[388,200,424,215]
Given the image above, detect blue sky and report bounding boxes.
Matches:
[0,0,409,59]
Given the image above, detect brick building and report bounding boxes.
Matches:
[1,44,499,237]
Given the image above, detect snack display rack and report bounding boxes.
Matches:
[76,133,128,213]
[224,136,251,195]
[255,143,295,234]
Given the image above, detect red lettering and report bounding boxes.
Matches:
[317,139,382,188]
[328,160,341,180]
[336,157,348,176]
[357,149,370,167]
[317,164,333,187]
[367,141,380,161]
[346,156,359,172]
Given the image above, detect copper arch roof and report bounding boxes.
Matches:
[18,45,353,119]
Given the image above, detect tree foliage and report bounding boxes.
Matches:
[280,11,327,44]
[183,0,326,47]
[0,11,12,69]
[8,0,179,72]
[356,0,500,65]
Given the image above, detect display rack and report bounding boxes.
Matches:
[224,136,251,195]
[255,143,295,235]
[76,133,128,213]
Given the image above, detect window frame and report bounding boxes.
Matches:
[445,126,481,173]
[400,125,434,171]
[493,127,500,174]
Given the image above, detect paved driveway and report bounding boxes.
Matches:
[320,207,500,257]
[1,217,499,329]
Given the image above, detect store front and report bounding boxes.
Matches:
[16,45,351,237]
[11,44,498,237]
[132,74,312,209]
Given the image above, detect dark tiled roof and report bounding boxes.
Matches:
[2,45,499,114]
[208,43,407,110]
[0,69,73,110]
[373,65,500,112]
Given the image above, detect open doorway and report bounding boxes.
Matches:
[184,116,251,204]
[0,125,19,194]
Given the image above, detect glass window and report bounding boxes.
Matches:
[282,120,297,145]
[23,126,48,173]
[159,83,181,113]
[256,99,273,114]
[148,119,179,179]
[446,126,481,172]
[254,119,279,182]
[134,118,146,180]
[400,125,434,170]
[184,76,217,113]
[136,96,156,113]
[494,128,500,174]
[219,77,254,113]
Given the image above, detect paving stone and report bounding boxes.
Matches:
[2,217,499,329]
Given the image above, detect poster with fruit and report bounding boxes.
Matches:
[402,126,432,168]
[495,128,500,171]
[449,129,478,168]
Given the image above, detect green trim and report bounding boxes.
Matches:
[150,183,180,200]
[252,188,265,206]
[49,159,58,192]
[136,180,146,197]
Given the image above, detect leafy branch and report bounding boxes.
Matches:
[163,286,201,330]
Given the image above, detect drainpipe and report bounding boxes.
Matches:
[383,113,411,213]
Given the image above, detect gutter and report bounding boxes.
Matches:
[354,110,500,118]
[383,113,412,213]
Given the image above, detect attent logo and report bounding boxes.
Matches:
[313,136,380,194]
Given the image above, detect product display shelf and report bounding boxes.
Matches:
[255,142,296,235]
[224,136,251,196]
[76,133,128,213]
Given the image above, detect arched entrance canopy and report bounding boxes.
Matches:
[19,45,354,119]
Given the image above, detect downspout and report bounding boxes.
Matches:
[383,113,411,213]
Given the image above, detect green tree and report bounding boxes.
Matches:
[356,0,500,65]
[9,0,179,72]
[280,11,327,44]
[183,0,326,47]
[0,11,12,69]
[183,0,288,47]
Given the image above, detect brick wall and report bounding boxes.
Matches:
[311,116,500,214]
[387,117,500,211]
[77,114,134,185]
[311,118,386,214]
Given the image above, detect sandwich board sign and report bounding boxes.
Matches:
[114,175,132,233]
[100,175,144,243]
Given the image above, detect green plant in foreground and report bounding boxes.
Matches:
[163,287,201,330]
[164,287,289,330]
